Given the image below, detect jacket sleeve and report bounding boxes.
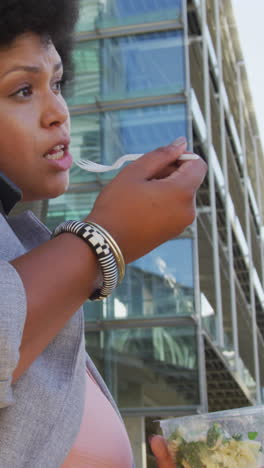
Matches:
[0,260,27,408]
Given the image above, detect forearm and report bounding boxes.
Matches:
[11,233,101,382]
[9,139,207,383]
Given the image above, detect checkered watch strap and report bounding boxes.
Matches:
[52,220,120,300]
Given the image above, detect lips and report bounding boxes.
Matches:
[44,138,70,160]
[45,144,65,160]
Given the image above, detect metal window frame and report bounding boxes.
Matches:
[76,20,184,41]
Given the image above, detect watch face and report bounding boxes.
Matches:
[0,172,22,215]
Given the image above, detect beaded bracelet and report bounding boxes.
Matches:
[52,220,125,301]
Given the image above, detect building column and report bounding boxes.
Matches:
[123,416,147,468]
[201,0,224,348]
[253,136,264,288]
[183,0,208,412]
[237,62,261,403]
[214,0,239,374]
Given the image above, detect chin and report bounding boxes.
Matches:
[46,182,69,200]
[43,173,70,199]
[22,177,69,202]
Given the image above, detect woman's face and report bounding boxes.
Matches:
[0,32,72,201]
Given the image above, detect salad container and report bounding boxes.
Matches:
[160,406,264,468]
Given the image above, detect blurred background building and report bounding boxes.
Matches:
[15,0,264,466]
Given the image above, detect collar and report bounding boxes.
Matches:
[0,173,22,215]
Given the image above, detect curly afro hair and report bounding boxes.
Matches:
[0,0,80,84]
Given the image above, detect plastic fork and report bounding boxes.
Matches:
[75,153,199,173]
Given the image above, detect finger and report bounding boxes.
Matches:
[150,435,176,468]
[132,137,187,178]
[151,153,200,180]
[166,157,207,193]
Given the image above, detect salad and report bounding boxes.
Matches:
[167,422,263,468]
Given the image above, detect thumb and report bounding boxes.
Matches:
[150,435,176,468]
[167,156,207,193]
[132,137,187,178]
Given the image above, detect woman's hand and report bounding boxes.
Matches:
[86,136,207,264]
[150,435,177,467]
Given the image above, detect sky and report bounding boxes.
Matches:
[231,0,264,149]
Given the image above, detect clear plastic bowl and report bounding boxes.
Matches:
[160,406,264,468]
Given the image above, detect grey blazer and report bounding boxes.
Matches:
[0,210,131,467]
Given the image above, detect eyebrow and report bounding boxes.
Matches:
[1,61,63,79]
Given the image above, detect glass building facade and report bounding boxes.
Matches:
[42,0,264,466]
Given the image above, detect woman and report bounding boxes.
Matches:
[0,0,207,466]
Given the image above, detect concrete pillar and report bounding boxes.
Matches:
[123,416,147,468]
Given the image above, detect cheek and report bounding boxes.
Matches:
[0,117,34,179]
[0,122,31,158]
[0,107,32,145]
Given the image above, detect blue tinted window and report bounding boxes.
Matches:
[114,0,181,17]
[77,0,182,31]
[68,104,187,184]
[67,31,185,106]
[103,32,185,97]
[102,104,187,159]
[110,240,195,320]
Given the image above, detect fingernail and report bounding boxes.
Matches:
[178,153,200,161]
[170,136,186,147]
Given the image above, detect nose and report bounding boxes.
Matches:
[40,91,69,128]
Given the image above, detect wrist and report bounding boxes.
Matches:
[84,215,127,262]
[52,220,125,301]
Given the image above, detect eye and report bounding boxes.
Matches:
[11,85,33,98]
[52,80,62,94]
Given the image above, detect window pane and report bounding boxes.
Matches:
[106,240,194,320]
[46,192,98,231]
[46,193,194,322]
[67,32,185,106]
[69,104,187,183]
[76,0,182,32]
[86,325,199,407]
